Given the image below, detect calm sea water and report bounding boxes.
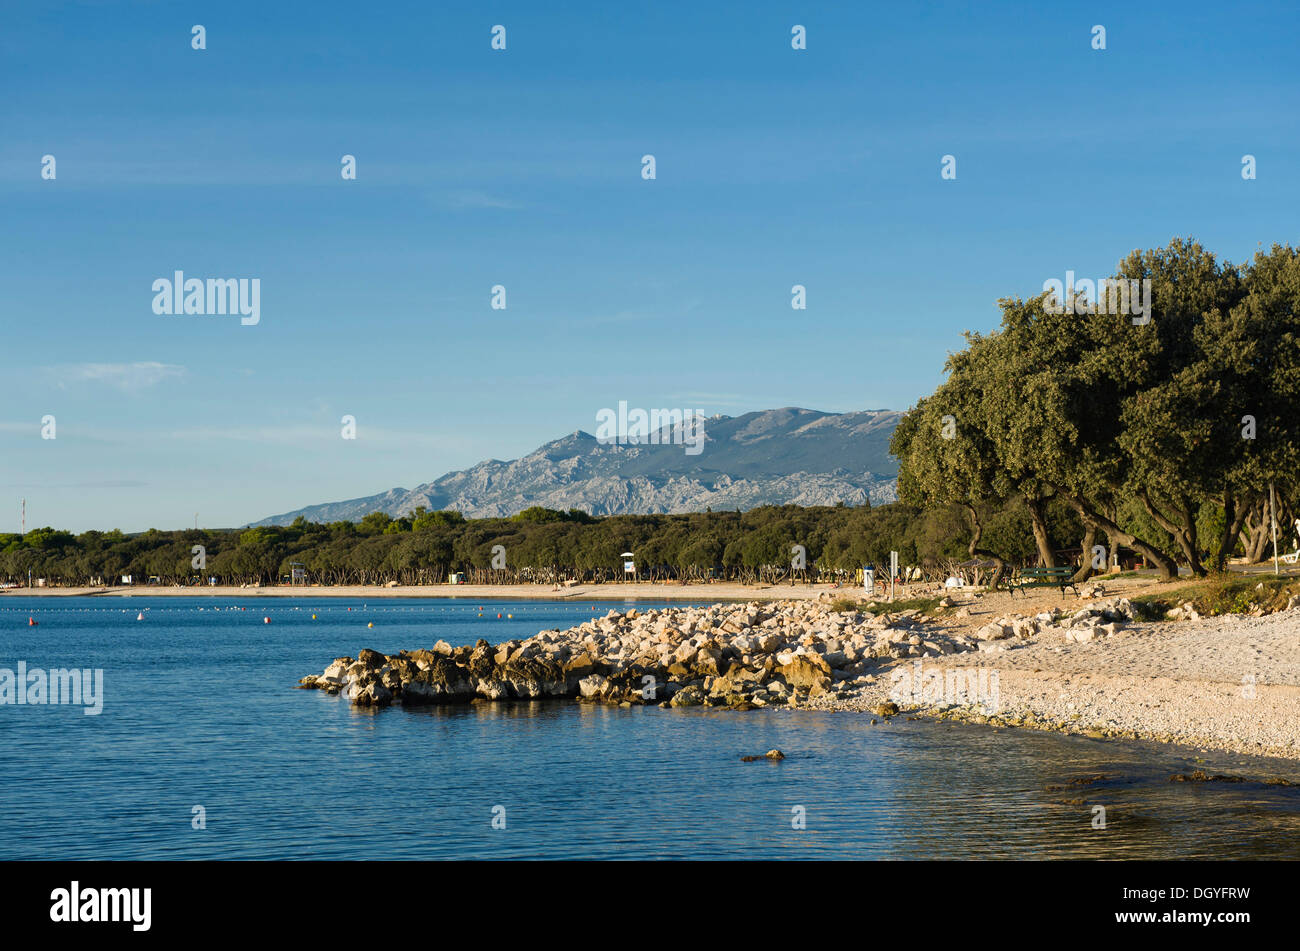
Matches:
[1,595,1298,860]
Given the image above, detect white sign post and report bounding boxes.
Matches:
[889,551,898,602]
[863,567,874,596]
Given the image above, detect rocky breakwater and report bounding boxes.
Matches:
[297,600,986,710]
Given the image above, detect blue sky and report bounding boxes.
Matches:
[2,0,1296,532]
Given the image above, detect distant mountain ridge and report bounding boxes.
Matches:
[250,407,902,526]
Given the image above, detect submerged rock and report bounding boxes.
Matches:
[1169,770,1247,783]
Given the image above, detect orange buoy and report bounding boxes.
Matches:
[263,617,271,624]
[28,617,37,626]
[497,613,502,618]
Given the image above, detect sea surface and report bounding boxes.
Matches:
[2,595,1299,860]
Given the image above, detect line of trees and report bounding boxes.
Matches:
[3,482,1292,590]
[890,238,1300,584]
[0,499,1088,588]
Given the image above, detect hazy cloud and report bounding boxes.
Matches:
[51,362,187,391]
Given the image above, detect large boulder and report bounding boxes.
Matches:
[975,623,1013,641]
[775,654,832,691]
[499,656,569,699]
[322,660,350,680]
[669,685,705,707]
[401,656,476,704]
[466,644,499,681]
[356,648,387,669]
[345,678,392,707]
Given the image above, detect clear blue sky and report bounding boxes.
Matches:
[2,0,1296,532]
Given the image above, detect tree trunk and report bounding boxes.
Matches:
[1068,496,1179,581]
[1071,517,1098,583]
[964,504,1007,589]
[1138,490,1206,577]
[1245,499,1271,563]
[1025,494,1056,568]
[1213,489,1253,572]
[1104,501,1120,570]
[1242,500,1263,562]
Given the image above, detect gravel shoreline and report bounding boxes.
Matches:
[797,608,1300,761]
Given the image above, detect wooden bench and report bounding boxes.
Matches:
[1008,566,1078,597]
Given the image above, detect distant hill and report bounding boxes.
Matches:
[250,407,902,526]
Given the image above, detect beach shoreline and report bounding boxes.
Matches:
[0,582,844,601]
[815,666,1300,763]
[798,590,1300,762]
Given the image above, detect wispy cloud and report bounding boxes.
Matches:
[166,424,469,452]
[2,480,148,489]
[49,362,187,391]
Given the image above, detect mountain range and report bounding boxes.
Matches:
[250,407,902,526]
